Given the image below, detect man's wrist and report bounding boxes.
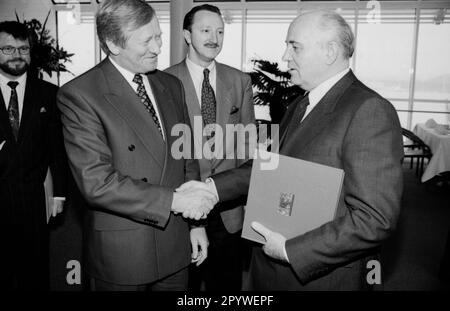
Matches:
[205,177,219,202]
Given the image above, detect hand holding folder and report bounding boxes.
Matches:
[242,150,344,244]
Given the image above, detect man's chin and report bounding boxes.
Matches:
[0,63,29,77]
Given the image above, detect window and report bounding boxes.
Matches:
[245,10,297,72]
[354,9,416,128]
[216,9,242,69]
[413,8,450,126]
[57,11,96,86]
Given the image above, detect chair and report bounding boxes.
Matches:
[402,128,432,177]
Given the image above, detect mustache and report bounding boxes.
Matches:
[7,58,26,63]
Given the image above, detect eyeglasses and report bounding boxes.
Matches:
[0,46,31,55]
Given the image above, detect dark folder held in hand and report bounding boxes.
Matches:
[242,150,344,244]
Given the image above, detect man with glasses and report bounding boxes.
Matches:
[0,21,67,290]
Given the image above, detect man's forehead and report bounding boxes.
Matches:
[0,32,29,45]
[128,19,161,37]
[192,11,224,26]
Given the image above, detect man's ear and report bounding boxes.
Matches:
[183,29,192,45]
[106,40,120,56]
[324,41,339,65]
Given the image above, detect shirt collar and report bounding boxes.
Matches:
[109,56,139,85]
[185,56,216,77]
[308,68,350,108]
[0,71,27,87]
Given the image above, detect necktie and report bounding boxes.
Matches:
[132,74,163,137]
[280,93,310,148]
[7,81,20,140]
[201,68,216,127]
[297,94,310,123]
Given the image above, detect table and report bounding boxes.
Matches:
[413,123,450,182]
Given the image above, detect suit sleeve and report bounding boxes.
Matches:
[237,73,256,165]
[47,84,68,197]
[57,85,172,227]
[177,78,200,183]
[285,98,404,284]
[211,72,256,202]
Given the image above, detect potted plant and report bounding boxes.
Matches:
[249,59,304,125]
[15,10,74,80]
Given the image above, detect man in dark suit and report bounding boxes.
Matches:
[165,4,255,291]
[179,10,403,290]
[0,21,67,290]
[57,0,217,291]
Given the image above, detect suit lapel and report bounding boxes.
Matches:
[178,61,201,126]
[215,63,233,127]
[282,71,357,154]
[278,94,308,149]
[0,88,14,142]
[101,59,164,168]
[17,74,38,145]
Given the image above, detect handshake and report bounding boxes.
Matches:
[171,180,219,220]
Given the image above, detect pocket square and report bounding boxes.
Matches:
[230,106,239,115]
[0,140,5,151]
[40,107,47,113]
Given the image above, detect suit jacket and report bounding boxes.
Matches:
[57,58,199,285]
[165,60,255,233]
[213,70,404,290]
[0,74,67,286]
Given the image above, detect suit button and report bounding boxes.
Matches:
[141,178,148,182]
[211,168,215,175]
[128,144,135,151]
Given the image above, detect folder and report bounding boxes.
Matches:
[242,150,344,244]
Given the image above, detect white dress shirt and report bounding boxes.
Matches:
[185,56,217,106]
[109,57,165,140]
[302,68,350,122]
[0,72,27,124]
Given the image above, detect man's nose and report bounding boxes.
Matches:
[209,31,218,43]
[281,48,290,62]
[12,48,21,57]
[149,40,161,55]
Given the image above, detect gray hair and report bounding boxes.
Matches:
[96,0,156,55]
[317,11,355,59]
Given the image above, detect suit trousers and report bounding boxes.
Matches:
[1,182,49,291]
[189,209,247,291]
[88,266,188,291]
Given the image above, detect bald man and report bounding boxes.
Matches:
[179,10,403,290]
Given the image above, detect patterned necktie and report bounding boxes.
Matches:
[132,74,163,137]
[7,81,20,140]
[201,68,216,127]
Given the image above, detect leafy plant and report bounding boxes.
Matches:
[249,59,305,124]
[15,10,74,79]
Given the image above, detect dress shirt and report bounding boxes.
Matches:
[185,56,217,107]
[0,72,27,124]
[302,68,350,122]
[109,57,165,140]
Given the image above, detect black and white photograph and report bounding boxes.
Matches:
[0,0,449,304]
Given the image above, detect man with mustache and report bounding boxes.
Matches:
[0,21,67,290]
[58,0,216,291]
[165,4,255,291]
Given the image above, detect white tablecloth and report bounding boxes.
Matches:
[413,123,450,182]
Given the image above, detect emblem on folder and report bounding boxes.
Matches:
[278,192,295,216]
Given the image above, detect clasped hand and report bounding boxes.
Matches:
[171,181,218,220]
